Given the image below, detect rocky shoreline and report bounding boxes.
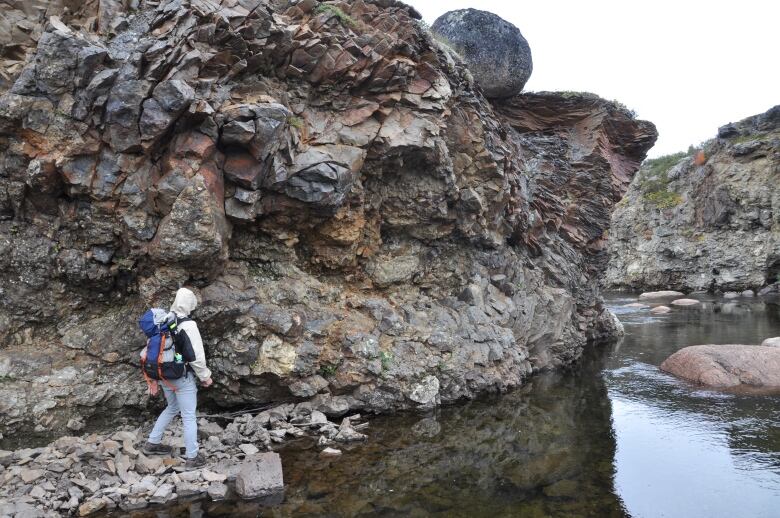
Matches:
[0,402,369,517]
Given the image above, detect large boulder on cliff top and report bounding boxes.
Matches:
[660,345,780,389]
[431,9,533,98]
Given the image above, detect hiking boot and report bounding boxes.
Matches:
[185,453,207,469]
[142,441,173,456]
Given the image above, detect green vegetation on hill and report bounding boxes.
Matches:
[637,152,689,209]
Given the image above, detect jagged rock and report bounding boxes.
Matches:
[661,345,780,389]
[320,447,342,457]
[134,454,163,475]
[239,444,260,456]
[149,173,230,274]
[174,482,200,498]
[0,0,655,443]
[20,468,45,484]
[149,483,175,504]
[609,106,780,293]
[77,498,106,517]
[235,453,284,499]
[431,9,532,98]
[288,375,329,398]
[408,375,440,407]
[201,470,227,483]
[197,419,224,440]
[311,394,351,418]
[334,418,367,443]
[207,482,228,501]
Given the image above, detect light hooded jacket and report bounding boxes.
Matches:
[170,288,212,382]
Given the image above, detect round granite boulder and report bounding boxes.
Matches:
[431,9,533,99]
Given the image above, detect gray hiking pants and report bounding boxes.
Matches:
[147,372,199,459]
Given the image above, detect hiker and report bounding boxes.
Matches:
[142,288,212,468]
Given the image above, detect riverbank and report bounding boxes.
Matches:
[3,294,780,517]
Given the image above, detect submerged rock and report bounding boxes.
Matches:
[235,453,284,499]
[661,345,780,389]
[431,9,533,98]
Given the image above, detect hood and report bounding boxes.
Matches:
[170,288,198,317]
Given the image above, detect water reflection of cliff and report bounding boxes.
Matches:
[127,349,626,517]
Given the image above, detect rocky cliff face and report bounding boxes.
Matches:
[0,0,656,437]
[608,106,780,293]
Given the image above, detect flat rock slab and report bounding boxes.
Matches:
[639,291,685,300]
[661,344,780,389]
[762,337,780,347]
[671,298,700,306]
[235,452,284,499]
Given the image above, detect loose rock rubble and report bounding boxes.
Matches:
[0,402,367,516]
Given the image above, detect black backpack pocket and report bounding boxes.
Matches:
[161,361,186,380]
[174,329,197,363]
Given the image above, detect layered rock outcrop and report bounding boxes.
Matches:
[0,0,656,437]
[608,106,780,292]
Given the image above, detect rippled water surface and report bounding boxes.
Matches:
[128,295,780,517]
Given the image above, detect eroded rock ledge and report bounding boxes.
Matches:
[0,0,656,438]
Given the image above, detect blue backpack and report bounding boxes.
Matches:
[138,308,195,384]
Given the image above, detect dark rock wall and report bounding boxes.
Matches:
[608,106,780,292]
[0,0,656,436]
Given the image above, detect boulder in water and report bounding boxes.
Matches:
[431,9,532,98]
[639,290,685,300]
[761,337,780,347]
[650,306,672,315]
[660,345,780,389]
[671,298,700,306]
[235,452,284,499]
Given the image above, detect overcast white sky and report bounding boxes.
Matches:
[409,0,779,158]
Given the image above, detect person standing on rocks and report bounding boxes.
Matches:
[143,288,213,469]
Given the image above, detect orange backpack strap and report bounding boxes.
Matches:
[141,338,159,396]
[157,334,178,393]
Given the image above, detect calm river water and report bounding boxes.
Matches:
[126,294,780,517]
